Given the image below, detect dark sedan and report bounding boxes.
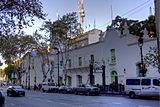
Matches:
[0,91,5,105]
[59,86,73,94]
[7,85,25,97]
[73,84,100,96]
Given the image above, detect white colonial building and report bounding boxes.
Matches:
[20,27,159,88]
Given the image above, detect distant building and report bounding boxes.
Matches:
[69,29,103,49]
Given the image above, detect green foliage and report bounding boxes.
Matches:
[4,64,16,80]
[40,12,81,49]
[0,0,46,37]
[0,35,37,64]
[144,47,160,68]
[107,15,156,37]
[61,12,81,36]
[146,15,156,38]
[34,12,81,82]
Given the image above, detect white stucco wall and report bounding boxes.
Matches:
[21,28,159,87]
[88,29,102,44]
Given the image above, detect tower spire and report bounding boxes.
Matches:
[78,0,85,34]
[94,18,96,29]
[149,6,152,16]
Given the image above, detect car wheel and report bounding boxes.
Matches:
[129,92,136,98]
[86,91,91,96]
[42,89,45,92]
[96,92,100,96]
[23,93,25,96]
[64,90,67,94]
[7,92,12,97]
[0,98,5,104]
[74,90,78,95]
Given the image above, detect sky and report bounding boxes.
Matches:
[0,0,155,68]
[24,0,155,35]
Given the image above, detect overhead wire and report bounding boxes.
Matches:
[126,3,152,18]
[96,0,152,30]
[121,0,152,17]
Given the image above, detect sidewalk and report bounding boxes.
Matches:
[100,91,126,96]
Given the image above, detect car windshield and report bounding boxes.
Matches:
[49,83,55,86]
[86,84,97,87]
[12,86,23,89]
[153,79,160,86]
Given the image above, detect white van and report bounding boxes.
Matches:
[125,77,160,98]
[41,82,59,92]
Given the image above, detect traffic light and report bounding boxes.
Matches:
[138,63,147,77]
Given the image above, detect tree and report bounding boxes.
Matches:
[4,64,16,82]
[37,12,81,83]
[41,12,81,48]
[0,0,45,37]
[107,15,157,75]
[144,47,160,73]
[107,15,156,37]
[0,34,36,63]
[146,15,156,38]
[32,30,51,82]
[0,34,37,83]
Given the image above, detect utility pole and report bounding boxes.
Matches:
[89,55,94,85]
[28,52,31,90]
[102,65,106,91]
[155,0,160,73]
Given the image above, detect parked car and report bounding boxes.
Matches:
[0,90,5,105]
[125,77,160,98]
[73,84,100,95]
[7,85,25,97]
[41,82,59,92]
[59,85,73,94]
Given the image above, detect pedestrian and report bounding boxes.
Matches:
[34,84,37,90]
[38,84,42,90]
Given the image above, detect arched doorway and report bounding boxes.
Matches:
[111,71,118,84]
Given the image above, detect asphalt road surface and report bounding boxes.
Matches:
[2,90,160,107]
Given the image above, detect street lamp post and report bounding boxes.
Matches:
[138,36,146,77]
[155,0,160,73]
[53,47,60,87]
[90,55,94,85]
[28,52,31,90]
[138,36,144,64]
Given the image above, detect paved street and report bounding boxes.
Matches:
[2,89,159,107]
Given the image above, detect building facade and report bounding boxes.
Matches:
[21,28,159,88]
